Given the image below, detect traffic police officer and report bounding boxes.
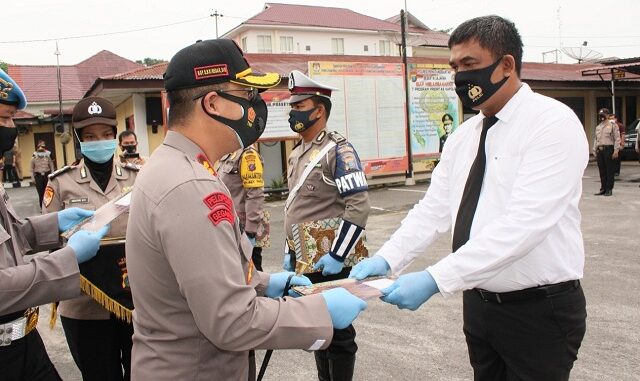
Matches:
[43,96,138,380]
[125,39,367,381]
[284,70,370,381]
[593,108,621,196]
[30,141,55,206]
[0,68,106,380]
[218,145,268,271]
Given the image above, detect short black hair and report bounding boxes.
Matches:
[448,15,523,76]
[310,96,332,119]
[167,84,222,127]
[118,130,137,144]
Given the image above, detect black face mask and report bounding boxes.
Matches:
[454,57,508,109]
[123,145,137,154]
[599,115,606,122]
[288,108,319,133]
[202,92,267,148]
[0,126,18,155]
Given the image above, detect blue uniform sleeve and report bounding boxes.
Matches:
[334,143,368,197]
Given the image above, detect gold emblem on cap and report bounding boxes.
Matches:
[88,102,103,115]
[468,85,483,102]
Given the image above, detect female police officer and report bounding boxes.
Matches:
[44,96,138,380]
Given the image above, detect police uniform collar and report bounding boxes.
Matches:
[76,161,90,183]
[311,129,328,145]
[114,163,130,179]
[163,130,206,161]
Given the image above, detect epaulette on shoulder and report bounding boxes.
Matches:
[122,162,141,172]
[48,165,74,179]
[328,131,347,145]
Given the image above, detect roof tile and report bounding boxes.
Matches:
[7,50,142,103]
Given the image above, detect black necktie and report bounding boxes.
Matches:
[452,116,498,252]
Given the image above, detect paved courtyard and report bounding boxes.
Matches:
[8,162,639,380]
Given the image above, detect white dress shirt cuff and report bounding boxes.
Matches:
[427,259,464,298]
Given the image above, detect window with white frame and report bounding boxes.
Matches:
[379,40,392,56]
[257,35,272,53]
[280,36,294,53]
[332,38,345,55]
[241,37,247,52]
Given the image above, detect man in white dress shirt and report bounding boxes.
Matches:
[351,15,588,381]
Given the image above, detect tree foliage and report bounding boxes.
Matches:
[135,58,167,67]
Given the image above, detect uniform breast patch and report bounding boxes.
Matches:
[334,143,368,197]
[203,192,234,226]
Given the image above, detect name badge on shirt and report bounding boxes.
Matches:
[69,197,89,204]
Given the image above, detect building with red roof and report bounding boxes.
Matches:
[7,50,142,177]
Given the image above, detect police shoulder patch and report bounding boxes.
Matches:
[203,192,235,226]
[334,142,368,197]
[43,186,55,208]
[48,166,74,179]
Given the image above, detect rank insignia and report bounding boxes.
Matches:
[196,153,216,176]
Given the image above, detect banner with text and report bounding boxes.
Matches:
[309,61,408,175]
[260,90,297,140]
[408,64,459,158]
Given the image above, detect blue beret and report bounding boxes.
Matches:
[0,68,27,110]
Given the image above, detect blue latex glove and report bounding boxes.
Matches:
[265,272,312,298]
[349,255,390,280]
[67,225,110,264]
[321,288,368,329]
[283,253,294,272]
[380,271,439,311]
[58,208,94,232]
[313,253,343,276]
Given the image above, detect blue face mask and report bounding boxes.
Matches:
[80,139,117,164]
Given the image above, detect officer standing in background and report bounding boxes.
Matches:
[284,70,370,381]
[30,141,55,206]
[125,39,367,381]
[218,145,268,271]
[118,130,147,167]
[44,96,138,380]
[0,68,107,380]
[609,114,625,176]
[593,108,620,196]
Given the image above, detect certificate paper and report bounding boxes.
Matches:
[291,276,395,300]
[61,188,132,240]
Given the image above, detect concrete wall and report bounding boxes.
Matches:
[237,28,417,56]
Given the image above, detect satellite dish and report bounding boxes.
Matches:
[561,46,603,63]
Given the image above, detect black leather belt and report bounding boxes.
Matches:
[474,280,580,304]
[0,310,25,325]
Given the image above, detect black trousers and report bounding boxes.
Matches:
[252,246,263,272]
[61,315,133,381]
[0,329,62,381]
[3,164,17,183]
[596,145,615,191]
[34,172,51,207]
[462,283,586,381]
[614,156,621,175]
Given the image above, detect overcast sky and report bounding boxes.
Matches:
[3,0,639,66]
